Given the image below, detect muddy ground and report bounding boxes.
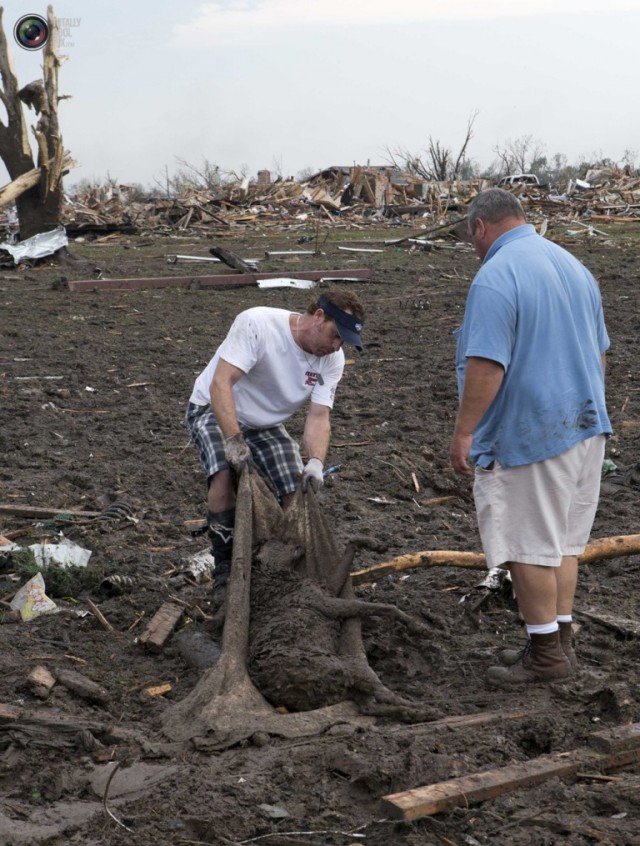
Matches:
[1,219,639,846]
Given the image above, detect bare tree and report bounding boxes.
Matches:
[153,157,248,198]
[493,135,546,176]
[385,111,478,181]
[0,6,76,239]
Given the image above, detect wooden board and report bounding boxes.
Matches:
[139,602,184,649]
[381,752,579,819]
[0,504,102,519]
[381,722,640,820]
[67,268,372,292]
[576,608,640,637]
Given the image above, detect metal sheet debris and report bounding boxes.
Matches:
[0,226,68,263]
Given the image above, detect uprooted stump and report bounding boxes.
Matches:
[161,468,440,748]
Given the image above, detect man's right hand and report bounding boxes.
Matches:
[224,433,251,471]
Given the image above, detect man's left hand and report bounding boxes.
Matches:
[302,458,324,492]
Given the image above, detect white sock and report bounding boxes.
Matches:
[556,615,572,624]
[526,621,558,636]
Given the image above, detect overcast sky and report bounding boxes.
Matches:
[2,0,639,190]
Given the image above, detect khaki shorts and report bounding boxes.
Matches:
[474,435,606,569]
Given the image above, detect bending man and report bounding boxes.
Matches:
[186,288,366,602]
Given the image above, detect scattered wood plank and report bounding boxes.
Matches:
[575,608,640,637]
[265,250,318,257]
[589,722,640,754]
[67,268,372,292]
[139,601,184,649]
[0,704,151,748]
[381,722,640,820]
[143,683,172,699]
[55,668,109,705]
[384,216,469,246]
[588,215,640,224]
[28,665,56,699]
[0,504,102,519]
[382,751,579,819]
[209,245,256,273]
[387,709,527,735]
[0,704,22,723]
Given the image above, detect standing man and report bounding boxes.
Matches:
[450,188,611,685]
[186,289,365,601]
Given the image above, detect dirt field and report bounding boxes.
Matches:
[1,219,639,846]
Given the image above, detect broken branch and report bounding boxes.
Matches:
[352,534,640,584]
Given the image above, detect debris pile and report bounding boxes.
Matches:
[4,165,640,240]
[59,168,492,237]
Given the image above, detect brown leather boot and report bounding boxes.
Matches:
[488,631,571,685]
[558,621,578,669]
[500,623,578,671]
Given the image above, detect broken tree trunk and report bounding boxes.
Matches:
[0,6,77,239]
[161,468,439,748]
[351,533,640,584]
[0,152,75,209]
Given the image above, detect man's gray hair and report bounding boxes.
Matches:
[467,188,526,234]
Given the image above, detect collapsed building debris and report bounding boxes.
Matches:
[2,163,639,248]
[32,165,640,241]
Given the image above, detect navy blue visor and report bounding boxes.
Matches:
[317,295,364,351]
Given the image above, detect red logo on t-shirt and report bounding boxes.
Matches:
[305,370,319,386]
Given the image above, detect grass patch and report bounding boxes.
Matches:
[13,552,107,598]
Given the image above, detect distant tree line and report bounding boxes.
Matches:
[66,128,639,201]
[385,114,638,187]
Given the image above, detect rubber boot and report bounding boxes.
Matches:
[208,508,235,605]
[488,631,571,686]
[500,623,578,671]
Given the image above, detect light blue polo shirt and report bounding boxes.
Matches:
[455,224,611,468]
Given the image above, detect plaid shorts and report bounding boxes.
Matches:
[185,402,304,499]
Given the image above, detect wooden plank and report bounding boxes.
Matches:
[588,215,640,224]
[386,710,528,738]
[139,601,184,649]
[0,504,102,519]
[67,268,372,292]
[382,722,640,820]
[209,246,256,273]
[28,665,56,698]
[55,668,109,705]
[589,722,640,754]
[575,608,640,637]
[0,703,22,723]
[422,710,527,731]
[381,752,579,819]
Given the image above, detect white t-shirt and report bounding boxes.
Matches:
[189,307,345,428]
